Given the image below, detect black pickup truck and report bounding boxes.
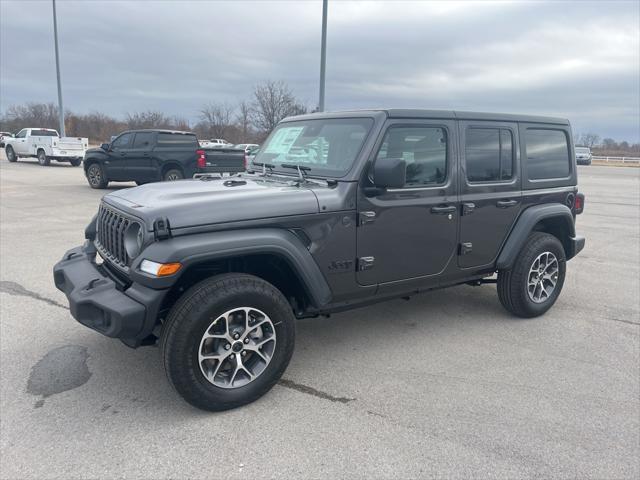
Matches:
[83,130,245,188]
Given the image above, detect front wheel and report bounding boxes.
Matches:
[497,232,566,318]
[86,163,108,189]
[5,146,17,162]
[163,168,184,181]
[160,273,296,411]
[37,150,50,166]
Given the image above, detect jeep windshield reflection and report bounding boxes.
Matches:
[253,117,373,177]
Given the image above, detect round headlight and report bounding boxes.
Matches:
[124,222,144,259]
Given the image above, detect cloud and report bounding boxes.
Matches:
[1,0,638,141]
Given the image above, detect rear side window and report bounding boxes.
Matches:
[525,129,570,180]
[376,126,447,187]
[465,128,514,182]
[133,132,154,148]
[157,133,198,147]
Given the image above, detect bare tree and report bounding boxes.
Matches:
[251,80,307,136]
[199,102,234,139]
[236,101,253,143]
[125,111,172,129]
[579,132,601,148]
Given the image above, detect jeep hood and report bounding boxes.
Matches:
[103,176,321,229]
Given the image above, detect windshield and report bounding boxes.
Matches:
[254,118,374,177]
[575,147,590,153]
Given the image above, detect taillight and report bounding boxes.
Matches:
[575,193,585,214]
[196,149,206,168]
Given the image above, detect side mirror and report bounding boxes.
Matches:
[373,158,406,189]
[100,143,110,151]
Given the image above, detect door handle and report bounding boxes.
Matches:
[431,205,456,215]
[120,152,127,157]
[496,199,519,208]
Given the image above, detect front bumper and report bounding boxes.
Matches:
[53,242,167,347]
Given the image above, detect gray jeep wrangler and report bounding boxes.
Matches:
[54,109,585,411]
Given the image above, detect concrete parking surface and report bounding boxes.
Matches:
[1,153,638,479]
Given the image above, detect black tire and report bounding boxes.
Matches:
[69,158,82,167]
[37,149,50,166]
[497,232,566,318]
[135,181,148,186]
[163,168,184,181]
[5,146,17,162]
[160,273,296,411]
[86,162,108,189]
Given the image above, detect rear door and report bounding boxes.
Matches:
[106,132,134,180]
[127,131,155,181]
[458,121,521,269]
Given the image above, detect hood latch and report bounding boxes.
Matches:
[153,217,171,241]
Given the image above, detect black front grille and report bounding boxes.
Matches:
[96,203,131,268]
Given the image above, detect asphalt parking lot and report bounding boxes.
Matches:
[1,153,638,479]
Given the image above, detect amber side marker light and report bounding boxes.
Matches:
[140,260,182,277]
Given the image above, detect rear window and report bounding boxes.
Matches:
[31,129,58,137]
[156,133,197,147]
[525,129,570,180]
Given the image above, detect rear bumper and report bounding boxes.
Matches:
[53,243,167,347]
[567,235,585,260]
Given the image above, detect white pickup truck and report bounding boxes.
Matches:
[4,128,88,166]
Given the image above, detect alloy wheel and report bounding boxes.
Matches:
[198,307,276,389]
[527,251,559,303]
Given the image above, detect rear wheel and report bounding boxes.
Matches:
[161,273,296,411]
[69,158,82,167]
[164,168,184,181]
[5,146,17,162]
[86,163,108,189]
[37,149,50,166]
[497,232,566,318]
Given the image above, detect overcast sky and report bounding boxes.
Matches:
[1,0,638,141]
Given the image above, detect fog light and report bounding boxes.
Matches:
[140,260,181,277]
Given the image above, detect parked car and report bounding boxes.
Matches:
[82,130,244,189]
[54,109,585,411]
[233,143,260,169]
[4,128,87,166]
[196,146,246,177]
[0,131,13,148]
[575,146,592,165]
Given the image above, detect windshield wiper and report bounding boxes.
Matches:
[281,163,311,182]
[252,161,275,175]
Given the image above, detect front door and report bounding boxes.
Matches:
[356,120,458,286]
[106,132,134,180]
[458,121,522,269]
[13,129,28,155]
[127,131,155,181]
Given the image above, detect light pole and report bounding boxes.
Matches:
[52,0,65,136]
[318,0,328,112]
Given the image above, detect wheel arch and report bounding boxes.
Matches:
[496,204,576,270]
[129,228,333,318]
[161,162,184,177]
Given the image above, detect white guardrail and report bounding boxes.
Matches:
[592,156,640,164]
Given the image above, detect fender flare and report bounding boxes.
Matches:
[129,228,332,307]
[496,204,576,270]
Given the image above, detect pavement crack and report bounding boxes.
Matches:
[607,317,640,326]
[278,378,355,404]
[0,281,68,310]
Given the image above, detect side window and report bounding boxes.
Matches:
[376,126,447,187]
[525,129,570,180]
[465,128,514,182]
[133,132,154,149]
[15,129,26,138]
[112,133,133,150]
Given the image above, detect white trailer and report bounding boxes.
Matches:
[4,128,88,166]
